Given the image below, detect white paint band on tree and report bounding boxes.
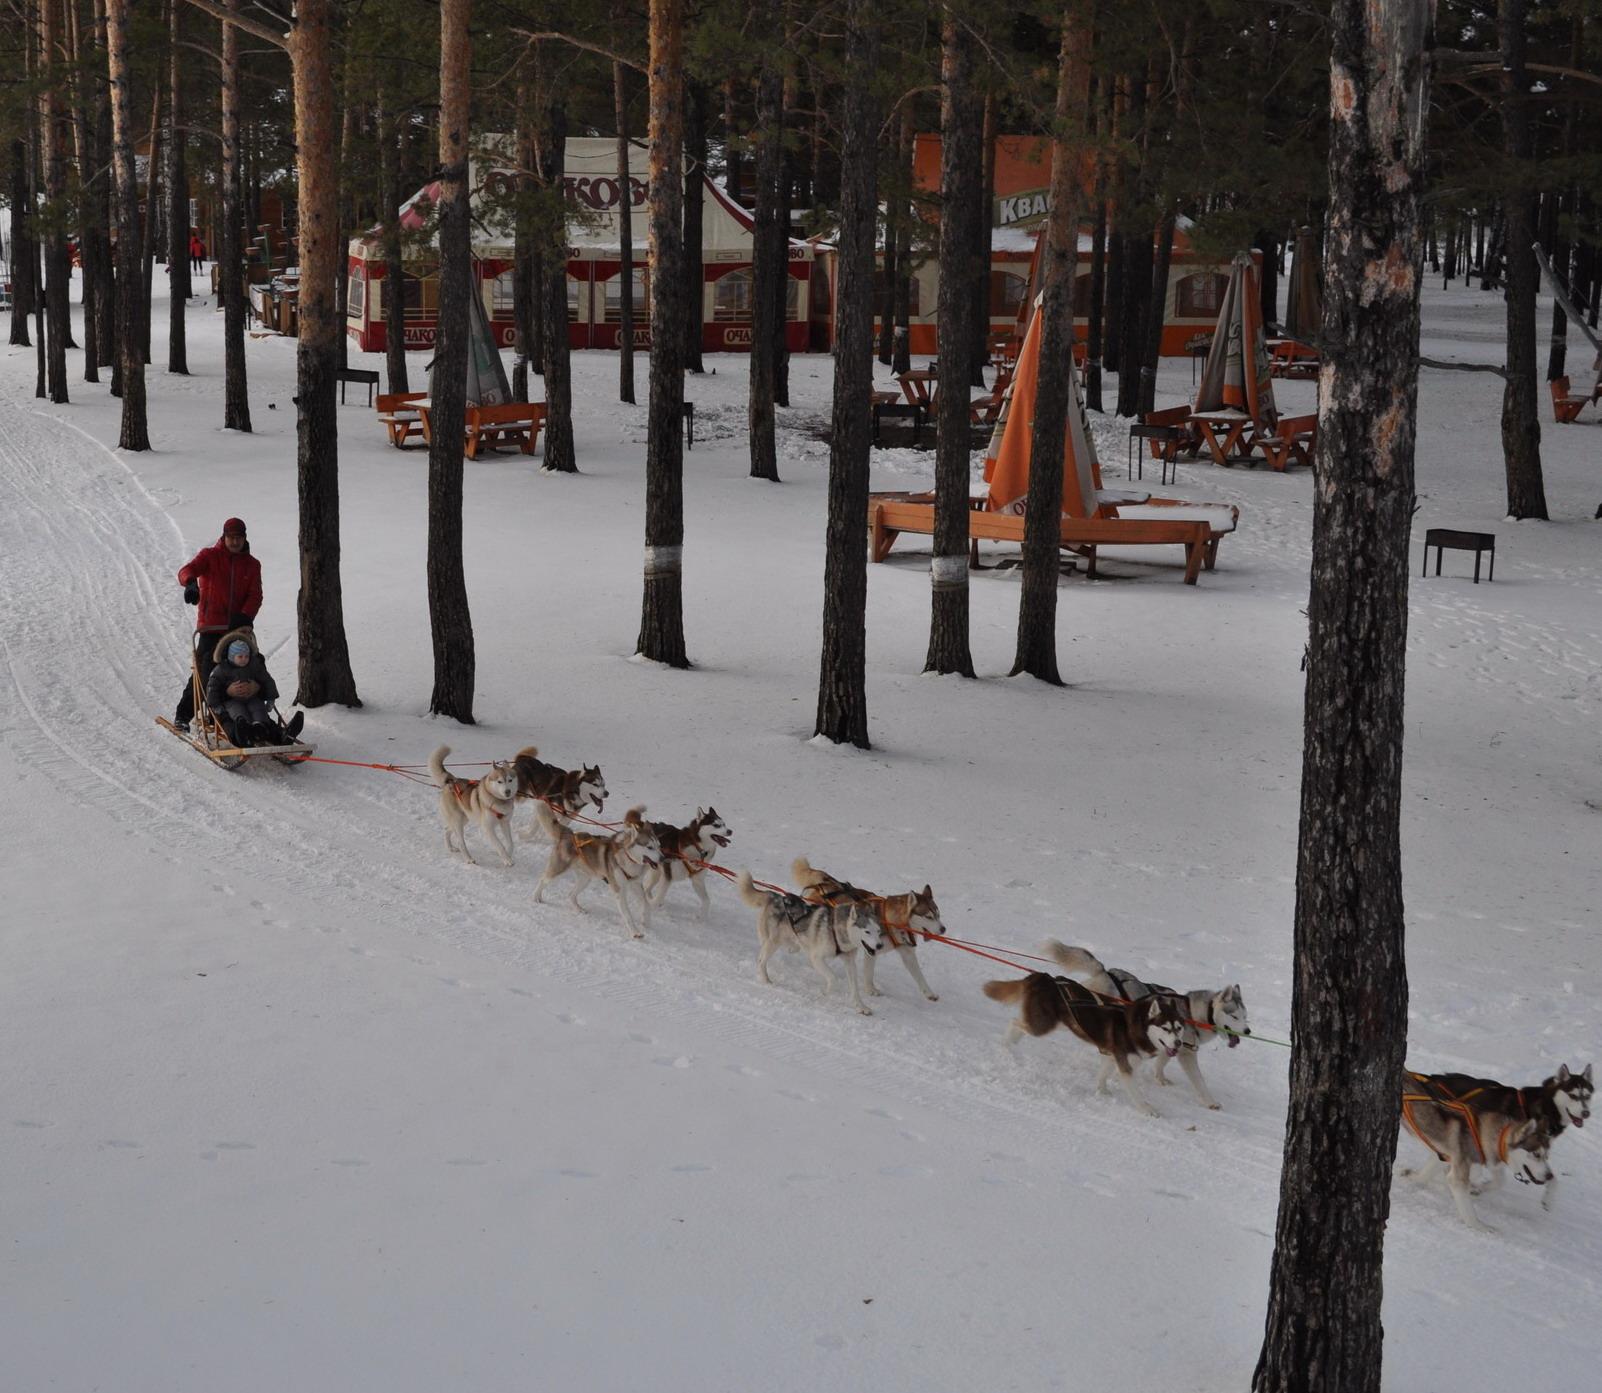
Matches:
[645,545,683,578]
[930,554,968,587]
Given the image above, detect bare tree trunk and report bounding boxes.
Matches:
[512,55,535,397]
[1253,2,1428,1386]
[682,78,707,373]
[722,78,742,205]
[40,0,71,402]
[813,0,878,748]
[636,0,689,667]
[748,7,783,482]
[1085,194,1106,410]
[773,72,794,408]
[106,0,148,447]
[538,100,576,472]
[1140,206,1176,414]
[67,0,100,381]
[877,125,897,366]
[7,138,32,348]
[925,14,979,678]
[891,105,913,376]
[1497,0,1547,519]
[970,88,996,388]
[424,0,475,720]
[1012,14,1087,685]
[290,0,359,708]
[166,0,189,374]
[140,75,161,365]
[218,2,249,428]
[92,0,116,386]
[615,54,636,404]
[379,94,409,394]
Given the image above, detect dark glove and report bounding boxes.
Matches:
[228,612,254,630]
[183,580,200,605]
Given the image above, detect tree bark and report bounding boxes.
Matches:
[92,0,116,386]
[1085,195,1106,410]
[970,88,996,388]
[1140,206,1176,414]
[291,0,360,708]
[925,14,980,678]
[167,0,190,375]
[512,54,537,394]
[891,105,913,377]
[1252,2,1428,1387]
[682,78,707,373]
[7,138,32,348]
[747,7,783,482]
[379,94,409,394]
[67,0,100,381]
[538,100,576,472]
[636,0,690,667]
[106,0,149,447]
[425,0,475,721]
[877,129,897,367]
[140,75,161,365]
[1497,0,1547,519]
[615,55,637,404]
[220,0,250,429]
[41,0,71,402]
[1012,13,1087,685]
[773,73,794,408]
[813,0,877,748]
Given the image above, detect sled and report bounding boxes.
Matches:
[156,643,313,770]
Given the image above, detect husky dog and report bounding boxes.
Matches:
[1045,942,1249,1110]
[643,808,733,919]
[533,806,663,938]
[511,745,607,844]
[736,869,885,1016]
[1407,1062,1591,1214]
[791,857,945,1002]
[982,971,1187,1117]
[1398,1068,1557,1231]
[429,746,519,867]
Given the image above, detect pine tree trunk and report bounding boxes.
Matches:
[773,74,794,409]
[1103,226,1124,377]
[1252,2,1428,1386]
[106,0,148,447]
[1085,195,1107,410]
[68,0,100,381]
[291,0,360,709]
[93,0,116,387]
[890,106,913,376]
[615,56,636,404]
[538,102,576,472]
[424,0,475,721]
[220,1,250,430]
[166,0,189,375]
[925,16,979,678]
[637,0,689,668]
[877,182,897,366]
[512,59,536,396]
[1140,207,1176,414]
[7,139,31,348]
[1258,230,1280,325]
[140,78,161,366]
[722,79,742,206]
[748,10,783,482]
[40,0,71,403]
[1497,0,1547,520]
[970,89,996,388]
[379,96,409,394]
[813,0,877,748]
[1115,217,1151,416]
[682,78,707,373]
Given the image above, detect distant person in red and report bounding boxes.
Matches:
[189,232,206,274]
[174,517,262,732]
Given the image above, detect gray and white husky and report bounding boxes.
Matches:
[429,746,519,867]
[1398,1067,1557,1231]
[791,857,946,1003]
[1045,942,1249,1110]
[737,869,885,1016]
[533,807,664,938]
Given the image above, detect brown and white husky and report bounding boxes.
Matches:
[791,857,945,1002]
[533,807,663,938]
[644,807,733,919]
[511,745,607,844]
[982,971,1187,1117]
[737,869,885,1016]
[429,746,519,867]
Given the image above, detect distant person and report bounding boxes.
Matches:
[189,232,206,274]
[174,518,261,733]
[204,630,303,748]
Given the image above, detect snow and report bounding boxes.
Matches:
[2,275,1599,1391]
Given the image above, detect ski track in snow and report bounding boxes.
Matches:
[3,279,1601,1386]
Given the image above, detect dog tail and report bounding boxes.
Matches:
[1043,940,1114,991]
[515,745,538,762]
[791,856,821,888]
[984,973,1062,1037]
[623,805,647,827]
[982,977,1027,1004]
[736,869,770,910]
[429,746,451,788]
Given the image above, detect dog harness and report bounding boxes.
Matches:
[775,892,875,956]
[1400,1072,1524,1166]
[449,779,505,819]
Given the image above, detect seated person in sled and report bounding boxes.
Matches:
[202,629,305,748]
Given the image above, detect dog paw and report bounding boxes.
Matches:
[1206,1103,1222,1111]
[924,992,940,1002]
[867,987,883,997]
[856,1005,874,1016]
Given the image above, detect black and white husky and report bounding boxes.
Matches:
[643,808,733,920]
[737,869,885,1015]
[1045,942,1250,1110]
[429,746,519,867]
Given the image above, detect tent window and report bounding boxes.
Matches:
[1176,272,1228,319]
[715,268,800,322]
[346,266,365,321]
[567,274,581,323]
[989,271,1027,319]
[603,268,648,323]
[401,270,435,319]
[489,268,516,315]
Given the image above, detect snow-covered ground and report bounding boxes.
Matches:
[2,276,1598,1391]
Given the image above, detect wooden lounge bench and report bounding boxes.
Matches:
[1139,404,1198,458]
[1256,413,1318,471]
[465,402,547,459]
[1550,375,1596,424]
[337,366,381,406]
[1268,340,1320,380]
[867,494,1228,585]
[376,391,427,448]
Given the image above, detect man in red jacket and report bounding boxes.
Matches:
[174,517,264,731]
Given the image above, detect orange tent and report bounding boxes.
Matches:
[1193,252,1277,428]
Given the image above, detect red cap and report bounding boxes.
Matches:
[222,517,247,537]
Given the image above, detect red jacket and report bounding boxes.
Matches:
[178,538,263,632]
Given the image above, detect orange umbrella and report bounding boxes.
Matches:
[1194,252,1277,428]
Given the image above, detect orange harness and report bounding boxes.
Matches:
[450,780,505,819]
[1401,1072,1522,1165]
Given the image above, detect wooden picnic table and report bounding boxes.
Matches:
[1188,409,1258,467]
[897,369,940,409]
[417,401,548,459]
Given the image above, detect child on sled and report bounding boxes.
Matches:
[202,629,305,748]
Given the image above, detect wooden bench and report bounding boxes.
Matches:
[376,391,427,448]
[337,366,381,406]
[1268,340,1321,380]
[1422,527,1495,583]
[1256,413,1318,471]
[1550,375,1596,424]
[419,401,549,459]
[868,494,1224,585]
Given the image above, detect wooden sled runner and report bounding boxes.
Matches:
[155,646,313,770]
